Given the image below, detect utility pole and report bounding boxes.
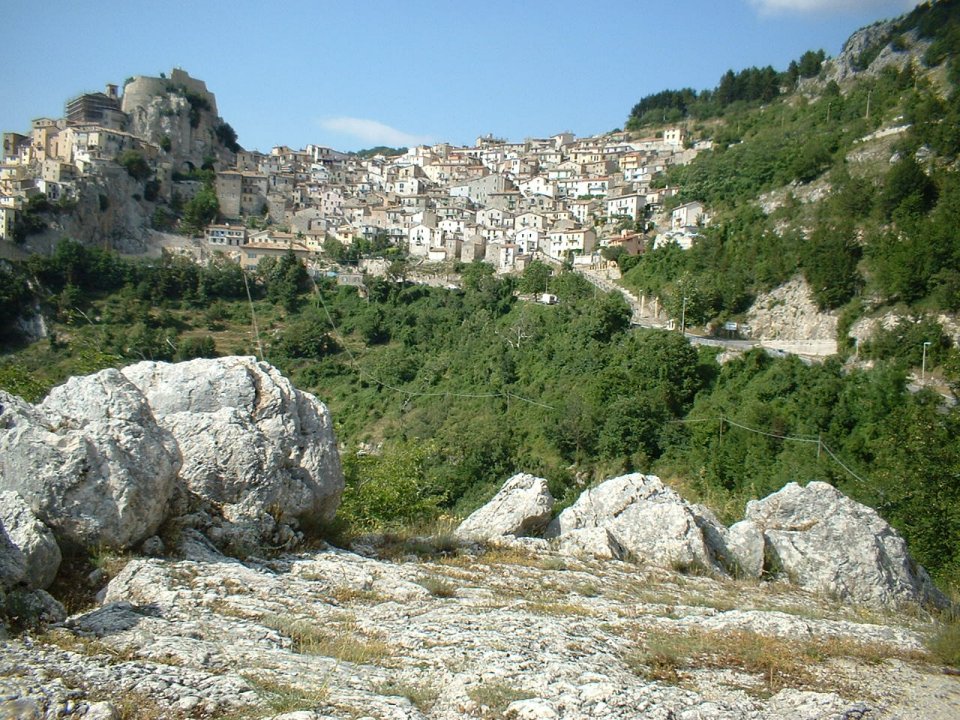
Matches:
[680,296,688,336]
[922,341,931,383]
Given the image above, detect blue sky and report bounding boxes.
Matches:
[2,0,919,153]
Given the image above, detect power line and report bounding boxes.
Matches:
[670,414,872,488]
[721,416,820,443]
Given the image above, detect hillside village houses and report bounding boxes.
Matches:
[0,69,710,266]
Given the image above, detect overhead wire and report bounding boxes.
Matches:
[669,414,873,487]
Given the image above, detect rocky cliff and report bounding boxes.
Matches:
[746,276,838,356]
[122,68,238,172]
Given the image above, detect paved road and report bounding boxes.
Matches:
[569,262,837,359]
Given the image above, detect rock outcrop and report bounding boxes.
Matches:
[0,491,61,590]
[454,473,553,542]
[0,373,181,550]
[2,539,953,719]
[0,357,343,593]
[546,474,726,573]
[121,356,343,535]
[742,481,945,608]
[746,275,838,356]
[824,22,931,85]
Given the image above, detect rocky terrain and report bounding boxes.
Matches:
[1,359,958,719]
[745,276,838,357]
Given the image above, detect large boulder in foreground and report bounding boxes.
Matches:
[0,492,61,590]
[0,520,27,592]
[0,373,180,550]
[547,474,726,573]
[121,357,343,529]
[744,481,945,608]
[455,473,554,542]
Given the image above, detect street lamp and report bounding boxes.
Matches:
[680,296,688,336]
[921,341,932,383]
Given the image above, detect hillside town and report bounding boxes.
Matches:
[0,69,710,274]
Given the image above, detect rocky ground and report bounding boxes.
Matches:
[2,532,958,720]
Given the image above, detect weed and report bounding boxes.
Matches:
[524,600,595,617]
[41,628,139,663]
[468,681,533,718]
[327,586,387,604]
[263,614,393,665]
[419,576,457,598]
[540,556,568,571]
[246,676,329,713]
[111,693,180,720]
[669,557,712,577]
[927,611,960,668]
[375,679,439,711]
[574,581,601,597]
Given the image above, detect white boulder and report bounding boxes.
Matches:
[455,473,554,542]
[724,520,766,580]
[556,527,625,560]
[0,491,61,589]
[745,481,945,607]
[0,372,181,549]
[546,474,725,573]
[121,357,343,528]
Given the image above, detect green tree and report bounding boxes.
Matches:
[117,150,151,181]
[337,441,445,530]
[879,156,937,221]
[181,186,219,235]
[518,260,553,294]
[263,250,309,312]
[175,335,217,361]
[800,223,862,310]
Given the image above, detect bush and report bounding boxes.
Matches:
[337,442,446,531]
[117,150,151,182]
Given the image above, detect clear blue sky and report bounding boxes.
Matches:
[2,0,919,153]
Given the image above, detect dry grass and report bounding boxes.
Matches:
[375,679,440,711]
[245,676,329,714]
[927,611,960,668]
[625,627,927,696]
[263,614,393,665]
[419,575,457,598]
[524,599,596,618]
[441,545,567,571]
[468,680,534,718]
[327,585,387,604]
[41,628,139,663]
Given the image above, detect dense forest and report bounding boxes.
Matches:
[2,1,960,595]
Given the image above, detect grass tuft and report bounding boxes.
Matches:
[263,614,393,665]
[246,676,329,714]
[928,611,960,668]
[468,681,534,718]
[419,575,457,598]
[375,679,439,711]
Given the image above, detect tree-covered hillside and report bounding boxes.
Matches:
[1,248,959,590]
[619,0,960,332]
